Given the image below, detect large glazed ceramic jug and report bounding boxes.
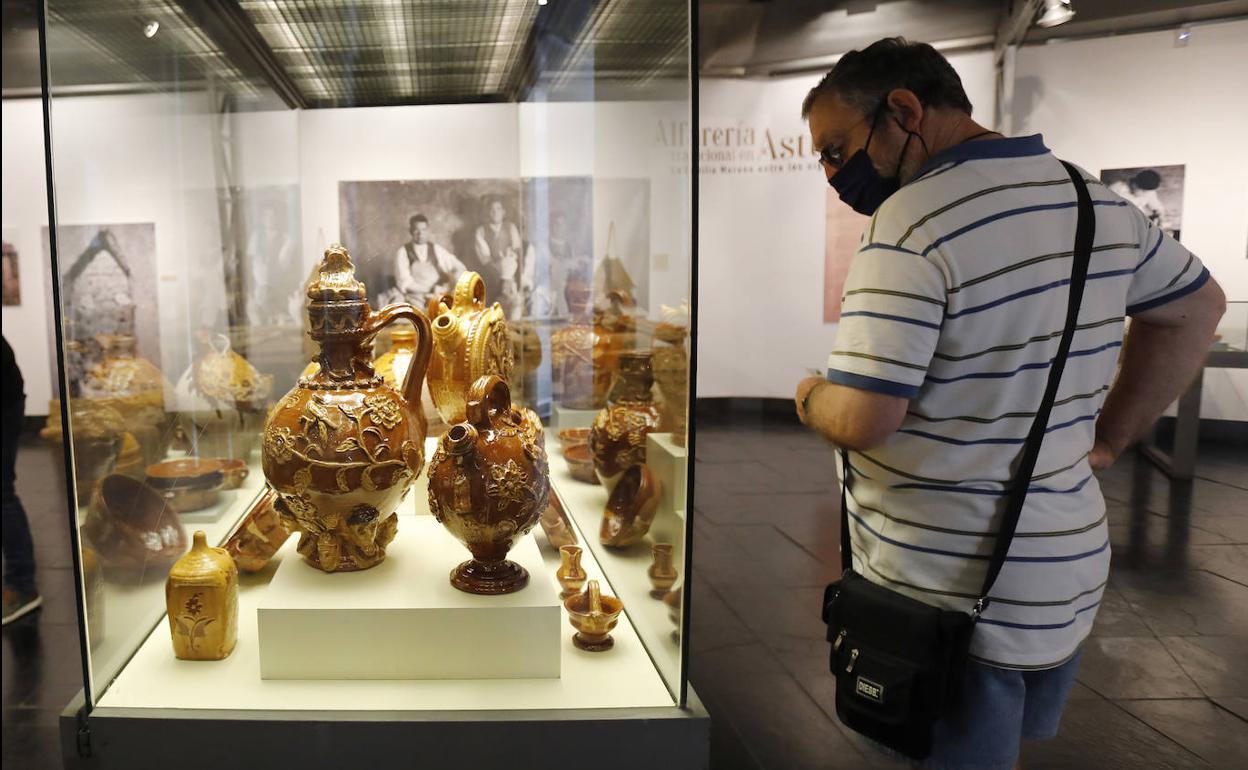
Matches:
[427,376,550,595]
[588,351,663,491]
[80,334,172,466]
[426,272,514,425]
[174,333,273,461]
[261,245,433,573]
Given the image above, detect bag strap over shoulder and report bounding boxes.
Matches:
[838,160,1097,617]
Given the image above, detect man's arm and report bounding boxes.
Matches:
[394,247,416,294]
[1091,277,1226,469]
[795,377,908,451]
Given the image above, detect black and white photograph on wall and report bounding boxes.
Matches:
[1101,165,1185,241]
[2,229,19,306]
[41,223,160,394]
[339,178,524,315]
[587,178,651,313]
[521,177,592,318]
[237,185,303,328]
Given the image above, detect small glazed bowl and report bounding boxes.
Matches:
[557,427,591,452]
[564,580,624,652]
[145,458,226,513]
[600,463,662,548]
[82,474,187,570]
[563,443,600,485]
[217,458,249,490]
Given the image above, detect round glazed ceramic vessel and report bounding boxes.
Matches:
[564,580,624,652]
[145,458,226,513]
[427,376,550,595]
[562,443,599,485]
[80,335,173,466]
[261,246,433,573]
[426,272,514,425]
[82,474,187,570]
[588,351,663,491]
[166,530,238,661]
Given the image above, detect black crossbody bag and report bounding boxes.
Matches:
[820,161,1096,759]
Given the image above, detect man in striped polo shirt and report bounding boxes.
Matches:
[794,38,1226,769]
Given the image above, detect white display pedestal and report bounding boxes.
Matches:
[257,517,560,680]
[646,433,687,539]
[554,405,598,430]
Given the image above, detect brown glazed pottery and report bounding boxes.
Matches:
[565,580,624,652]
[651,340,689,448]
[217,458,249,490]
[223,487,294,573]
[261,245,432,573]
[550,291,637,411]
[538,491,578,548]
[664,586,682,639]
[600,464,662,548]
[562,443,599,485]
[113,433,144,479]
[426,272,514,425]
[588,351,663,491]
[648,542,679,598]
[557,427,591,452]
[146,458,226,513]
[166,531,238,661]
[82,474,187,570]
[556,544,588,599]
[427,376,550,595]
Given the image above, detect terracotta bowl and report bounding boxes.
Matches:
[557,427,591,452]
[145,458,226,512]
[564,580,624,652]
[562,443,600,485]
[216,458,250,490]
[599,463,662,548]
[82,474,187,570]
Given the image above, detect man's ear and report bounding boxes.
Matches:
[885,89,924,133]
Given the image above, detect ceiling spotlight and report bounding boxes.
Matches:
[143,20,160,38]
[1175,25,1191,47]
[1036,0,1074,28]
[537,0,548,6]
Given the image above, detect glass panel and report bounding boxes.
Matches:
[43,0,691,712]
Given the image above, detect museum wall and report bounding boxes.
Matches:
[1,97,53,412]
[697,49,996,399]
[1011,19,1248,421]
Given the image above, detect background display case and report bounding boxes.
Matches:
[39,2,702,767]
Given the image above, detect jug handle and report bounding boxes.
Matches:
[465,374,511,428]
[366,304,433,409]
[453,271,487,311]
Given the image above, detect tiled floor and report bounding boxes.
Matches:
[687,406,1248,770]
[3,415,1246,769]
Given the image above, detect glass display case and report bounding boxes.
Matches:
[40,2,702,767]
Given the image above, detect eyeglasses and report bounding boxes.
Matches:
[816,107,881,169]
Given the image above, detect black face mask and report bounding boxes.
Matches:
[829,106,926,216]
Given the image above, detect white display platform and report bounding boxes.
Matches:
[257,518,560,680]
[553,405,598,430]
[96,508,673,711]
[646,432,688,544]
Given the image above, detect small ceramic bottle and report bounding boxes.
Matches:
[647,543,678,599]
[556,545,588,599]
[165,531,238,661]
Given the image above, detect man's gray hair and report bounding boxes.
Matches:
[801,37,973,119]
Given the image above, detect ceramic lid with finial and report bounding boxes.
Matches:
[308,245,367,302]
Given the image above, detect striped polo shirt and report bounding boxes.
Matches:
[826,134,1209,670]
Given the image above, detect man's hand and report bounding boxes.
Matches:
[795,376,825,424]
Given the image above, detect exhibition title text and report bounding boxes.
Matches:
[656,119,821,175]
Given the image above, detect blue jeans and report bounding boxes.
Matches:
[3,397,36,593]
[871,649,1083,770]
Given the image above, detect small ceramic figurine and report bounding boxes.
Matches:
[165,531,238,661]
[261,246,432,573]
[648,543,678,598]
[556,545,588,599]
[588,351,663,491]
[564,580,624,652]
[427,376,550,594]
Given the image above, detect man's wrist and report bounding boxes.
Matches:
[802,380,828,420]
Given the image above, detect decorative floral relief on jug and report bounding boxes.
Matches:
[427,375,550,595]
[261,246,432,573]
